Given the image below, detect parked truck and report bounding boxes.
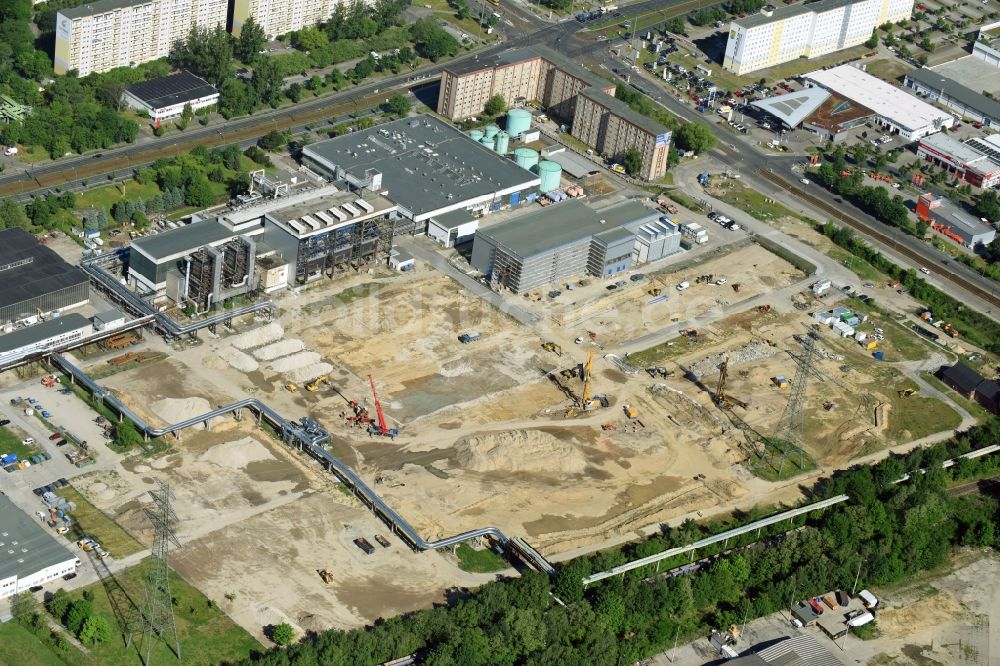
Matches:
[1,453,17,465]
[458,332,481,344]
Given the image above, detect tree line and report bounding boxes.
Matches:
[232,419,1000,666]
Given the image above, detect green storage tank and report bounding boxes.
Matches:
[468,129,484,142]
[494,131,510,155]
[514,147,539,170]
[506,109,532,136]
[536,160,562,192]
[484,124,500,139]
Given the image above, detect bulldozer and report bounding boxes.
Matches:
[542,341,563,356]
[319,569,334,584]
[285,383,298,393]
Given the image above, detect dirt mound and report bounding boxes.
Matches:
[456,429,587,474]
[152,397,213,424]
[287,362,334,383]
[271,351,321,373]
[198,436,272,470]
[219,347,259,373]
[230,322,284,350]
[254,339,305,361]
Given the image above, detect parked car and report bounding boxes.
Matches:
[48,433,61,441]
[0,419,9,426]
[21,437,34,445]
[41,410,50,418]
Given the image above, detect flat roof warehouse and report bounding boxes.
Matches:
[301,116,540,222]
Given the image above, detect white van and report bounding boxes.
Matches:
[858,589,878,609]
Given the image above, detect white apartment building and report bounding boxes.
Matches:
[55,0,228,76]
[231,0,342,39]
[723,0,914,76]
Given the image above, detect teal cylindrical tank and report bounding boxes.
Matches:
[480,135,496,151]
[514,147,538,170]
[468,129,484,142]
[536,160,562,192]
[484,124,500,139]
[506,109,532,136]
[494,131,510,155]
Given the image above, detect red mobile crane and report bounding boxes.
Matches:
[368,374,398,438]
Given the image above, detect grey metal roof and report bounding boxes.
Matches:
[543,150,599,178]
[0,229,89,310]
[579,87,671,137]
[600,200,660,227]
[734,0,854,29]
[430,209,476,230]
[302,116,539,218]
[0,493,77,581]
[752,88,831,127]
[60,0,151,19]
[93,308,124,324]
[906,67,1000,121]
[754,634,844,666]
[595,226,635,245]
[0,314,92,355]
[477,198,655,258]
[131,220,235,262]
[125,71,217,110]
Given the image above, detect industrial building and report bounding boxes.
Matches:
[904,67,1000,129]
[470,199,679,293]
[916,193,996,247]
[301,116,540,224]
[804,65,953,140]
[231,0,341,39]
[571,88,671,180]
[55,0,228,76]
[427,210,479,248]
[436,47,671,180]
[0,493,80,599]
[916,133,1000,189]
[937,363,1000,413]
[751,87,873,141]
[123,71,219,123]
[129,182,403,298]
[973,20,1000,67]
[0,314,94,365]
[0,229,89,327]
[722,0,914,75]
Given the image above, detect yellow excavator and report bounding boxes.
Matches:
[897,387,918,397]
[305,375,329,392]
[542,341,563,356]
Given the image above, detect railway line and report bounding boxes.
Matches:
[756,168,1000,312]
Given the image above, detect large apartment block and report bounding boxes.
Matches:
[231,0,342,38]
[723,0,913,76]
[572,89,671,181]
[437,46,615,122]
[55,0,227,75]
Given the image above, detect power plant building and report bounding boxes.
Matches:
[0,229,89,327]
[470,199,679,293]
[436,47,671,180]
[722,0,914,76]
[55,0,228,76]
[301,115,540,223]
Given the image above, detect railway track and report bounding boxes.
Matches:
[755,168,1000,312]
[0,79,437,200]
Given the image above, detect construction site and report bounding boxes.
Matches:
[52,215,974,639]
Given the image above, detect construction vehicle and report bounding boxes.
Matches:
[319,569,334,584]
[580,351,608,410]
[374,534,391,548]
[714,357,749,409]
[897,387,918,397]
[305,375,329,392]
[542,341,563,356]
[758,304,772,313]
[353,537,376,555]
[649,287,662,297]
[731,283,741,294]
[285,383,298,392]
[601,422,617,431]
[367,375,398,438]
[623,404,638,418]
[458,332,481,344]
[346,399,375,426]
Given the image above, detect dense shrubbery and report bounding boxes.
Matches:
[236,420,1000,665]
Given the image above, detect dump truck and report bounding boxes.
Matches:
[353,537,376,555]
[458,332,481,344]
[623,404,638,418]
[374,535,391,548]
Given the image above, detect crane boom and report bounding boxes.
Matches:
[715,358,729,405]
[582,351,594,405]
[368,374,388,433]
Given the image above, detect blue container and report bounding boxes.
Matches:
[873,351,885,360]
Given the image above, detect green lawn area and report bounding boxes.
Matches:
[15,145,51,164]
[828,248,886,283]
[865,58,912,83]
[0,424,41,460]
[666,191,706,213]
[75,181,162,213]
[713,182,804,222]
[56,559,260,666]
[629,334,701,367]
[456,543,509,573]
[920,371,992,423]
[0,621,75,666]
[883,388,961,444]
[60,486,145,558]
[750,440,818,482]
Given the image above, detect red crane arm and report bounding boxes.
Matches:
[368,374,388,433]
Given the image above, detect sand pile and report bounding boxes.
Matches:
[219,347,259,373]
[152,397,213,424]
[254,339,305,361]
[270,351,320,373]
[287,362,334,383]
[456,429,587,474]
[230,322,284,350]
[198,436,272,469]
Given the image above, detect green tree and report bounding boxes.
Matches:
[385,94,411,117]
[172,25,234,87]
[286,82,303,103]
[666,16,686,35]
[11,591,39,627]
[184,176,214,207]
[219,78,256,118]
[271,622,296,646]
[235,16,267,64]
[865,33,879,48]
[79,614,112,646]
[258,130,286,151]
[251,57,284,107]
[113,420,143,450]
[484,94,506,117]
[674,122,717,154]
[411,18,460,61]
[47,588,73,624]
[622,147,644,177]
[66,600,93,636]
[0,199,29,230]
